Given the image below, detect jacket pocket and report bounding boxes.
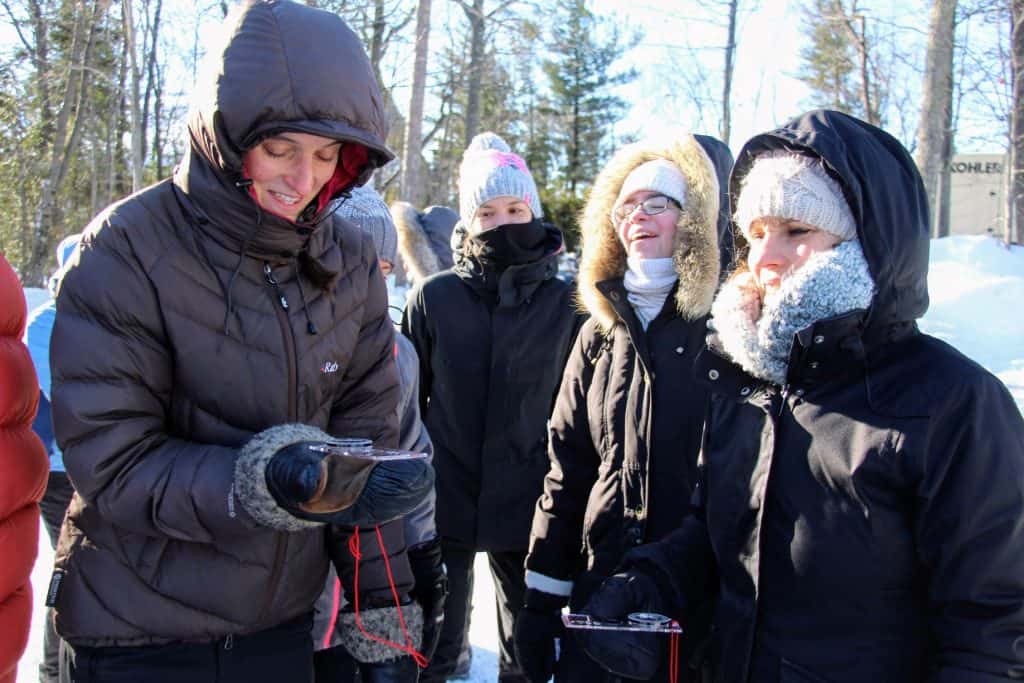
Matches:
[780,658,832,683]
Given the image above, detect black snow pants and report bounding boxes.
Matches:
[59,613,314,683]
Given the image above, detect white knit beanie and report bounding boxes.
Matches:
[734,152,857,242]
[336,185,398,264]
[458,132,543,230]
[615,159,688,210]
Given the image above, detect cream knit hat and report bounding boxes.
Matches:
[615,158,688,210]
[734,152,857,242]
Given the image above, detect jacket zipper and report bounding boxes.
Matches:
[263,262,299,420]
[258,261,298,625]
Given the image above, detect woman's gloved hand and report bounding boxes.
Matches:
[576,571,666,681]
[514,588,566,683]
[234,423,434,531]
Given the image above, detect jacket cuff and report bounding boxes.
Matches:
[233,423,332,532]
[334,602,424,662]
[525,569,573,598]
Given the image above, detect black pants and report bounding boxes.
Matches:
[40,472,75,683]
[313,645,419,683]
[420,538,527,683]
[59,613,314,683]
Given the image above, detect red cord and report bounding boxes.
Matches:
[322,577,342,649]
[668,623,680,683]
[348,526,430,668]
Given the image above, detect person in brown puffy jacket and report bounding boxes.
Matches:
[48,2,432,681]
[0,252,49,683]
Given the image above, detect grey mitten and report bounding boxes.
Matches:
[234,424,433,531]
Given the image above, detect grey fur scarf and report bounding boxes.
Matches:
[710,240,875,386]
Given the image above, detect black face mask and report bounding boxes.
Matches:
[467,218,549,267]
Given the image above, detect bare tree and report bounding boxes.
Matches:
[25,0,113,284]
[452,0,518,146]
[1010,0,1023,243]
[916,0,957,238]
[124,0,143,190]
[458,0,485,145]
[721,0,738,145]
[400,0,431,205]
[831,0,878,124]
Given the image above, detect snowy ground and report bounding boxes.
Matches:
[15,234,1024,682]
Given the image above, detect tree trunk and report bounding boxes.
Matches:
[462,0,485,147]
[1009,0,1023,244]
[369,0,385,83]
[915,0,957,238]
[721,0,737,146]
[400,0,431,205]
[143,0,163,178]
[124,0,144,191]
[26,0,112,284]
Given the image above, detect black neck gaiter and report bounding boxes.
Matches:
[466,218,550,269]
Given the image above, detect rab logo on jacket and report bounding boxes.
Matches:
[320,361,339,374]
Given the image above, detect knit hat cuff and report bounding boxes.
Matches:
[615,159,688,210]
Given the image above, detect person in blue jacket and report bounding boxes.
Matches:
[24,232,80,683]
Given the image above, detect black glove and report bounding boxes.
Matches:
[514,588,566,683]
[577,571,665,680]
[264,441,434,527]
[407,537,447,662]
[265,441,332,507]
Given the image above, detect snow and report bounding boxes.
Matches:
[15,234,1024,682]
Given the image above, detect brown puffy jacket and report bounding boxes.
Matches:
[49,0,399,647]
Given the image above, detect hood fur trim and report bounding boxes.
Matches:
[392,201,442,281]
[579,134,720,333]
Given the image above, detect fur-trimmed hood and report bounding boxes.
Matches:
[391,202,458,281]
[578,134,723,333]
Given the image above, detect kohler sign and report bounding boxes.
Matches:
[948,154,1006,236]
[950,159,1004,175]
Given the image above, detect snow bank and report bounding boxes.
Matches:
[920,235,1024,409]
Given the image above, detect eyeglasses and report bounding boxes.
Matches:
[611,195,681,223]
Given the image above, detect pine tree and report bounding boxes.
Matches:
[542,0,637,199]
[798,0,859,113]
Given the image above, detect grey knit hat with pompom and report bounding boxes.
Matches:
[336,185,398,264]
[458,132,542,231]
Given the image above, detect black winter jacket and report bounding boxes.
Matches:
[526,134,729,596]
[620,110,1024,683]
[402,224,583,552]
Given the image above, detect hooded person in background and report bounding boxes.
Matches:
[514,134,732,683]
[0,252,49,683]
[23,233,81,683]
[402,132,585,683]
[312,184,446,683]
[578,110,1024,682]
[48,2,433,681]
[391,201,459,284]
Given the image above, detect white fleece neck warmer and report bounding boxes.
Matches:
[710,240,875,386]
[623,256,678,330]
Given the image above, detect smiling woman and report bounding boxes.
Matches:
[243,133,343,222]
[45,1,441,682]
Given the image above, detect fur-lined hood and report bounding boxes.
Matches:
[391,202,458,282]
[578,134,722,333]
